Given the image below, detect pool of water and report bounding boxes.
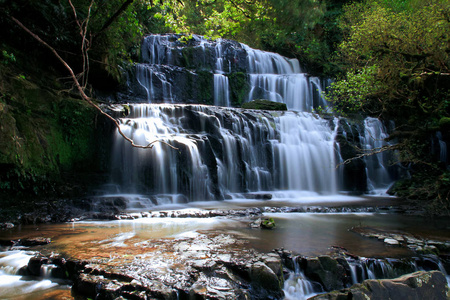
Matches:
[2,211,449,259]
[1,202,450,300]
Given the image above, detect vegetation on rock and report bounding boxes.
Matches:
[242,100,287,111]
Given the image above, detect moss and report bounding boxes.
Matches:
[0,67,99,197]
[439,117,450,130]
[228,72,250,107]
[242,99,287,111]
[196,71,214,104]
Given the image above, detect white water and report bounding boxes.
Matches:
[242,43,327,111]
[0,251,60,299]
[112,105,342,202]
[135,34,329,110]
[362,118,393,190]
[283,256,319,300]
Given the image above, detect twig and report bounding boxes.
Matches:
[337,144,398,167]
[11,16,178,150]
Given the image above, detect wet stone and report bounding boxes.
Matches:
[384,238,400,245]
[19,237,51,246]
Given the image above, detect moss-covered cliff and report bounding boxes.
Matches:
[0,44,115,222]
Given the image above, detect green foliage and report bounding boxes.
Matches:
[261,217,275,229]
[330,0,450,122]
[1,50,16,65]
[326,65,384,114]
[330,0,450,209]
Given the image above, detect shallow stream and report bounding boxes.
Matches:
[1,197,450,299]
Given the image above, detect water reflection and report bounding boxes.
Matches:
[241,213,450,257]
[1,213,449,259]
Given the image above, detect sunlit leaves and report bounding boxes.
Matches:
[330,0,450,118]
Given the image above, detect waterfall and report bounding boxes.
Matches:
[112,34,399,202]
[110,104,340,202]
[213,74,230,107]
[242,43,323,111]
[361,118,393,191]
[283,256,319,300]
[127,34,328,110]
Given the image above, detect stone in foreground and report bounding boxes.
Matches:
[311,270,450,300]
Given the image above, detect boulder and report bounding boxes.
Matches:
[311,271,450,300]
[249,262,283,299]
[302,256,347,291]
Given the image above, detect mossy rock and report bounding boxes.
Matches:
[241,100,287,111]
[439,117,450,130]
[261,217,275,229]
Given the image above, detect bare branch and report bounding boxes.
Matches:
[11,16,178,151]
[336,144,398,167]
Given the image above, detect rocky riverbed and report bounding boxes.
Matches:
[1,229,450,299]
[1,203,450,299]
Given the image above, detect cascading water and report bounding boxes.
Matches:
[0,251,60,298]
[361,118,394,191]
[111,33,398,204]
[283,255,450,299]
[243,44,328,111]
[128,34,328,110]
[283,256,320,300]
[111,105,340,203]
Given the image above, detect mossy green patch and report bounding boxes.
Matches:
[0,66,99,197]
[228,72,249,107]
[242,99,287,111]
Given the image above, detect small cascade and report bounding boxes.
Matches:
[346,257,404,284]
[283,257,319,300]
[436,131,448,165]
[110,104,339,202]
[213,39,231,107]
[361,118,394,191]
[213,74,230,107]
[243,43,321,111]
[346,255,450,286]
[0,251,59,298]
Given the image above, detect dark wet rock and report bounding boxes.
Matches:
[250,262,284,299]
[242,193,273,200]
[0,239,15,247]
[27,255,49,276]
[19,237,52,246]
[68,232,285,300]
[261,217,276,229]
[241,100,287,111]
[302,256,347,292]
[0,222,14,229]
[311,271,450,300]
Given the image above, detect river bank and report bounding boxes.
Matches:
[1,196,450,299]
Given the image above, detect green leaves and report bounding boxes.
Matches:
[326,65,383,114]
[331,0,450,120]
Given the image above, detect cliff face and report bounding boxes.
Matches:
[0,52,115,214]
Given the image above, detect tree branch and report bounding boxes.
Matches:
[94,0,135,38]
[337,144,399,167]
[11,16,178,150]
